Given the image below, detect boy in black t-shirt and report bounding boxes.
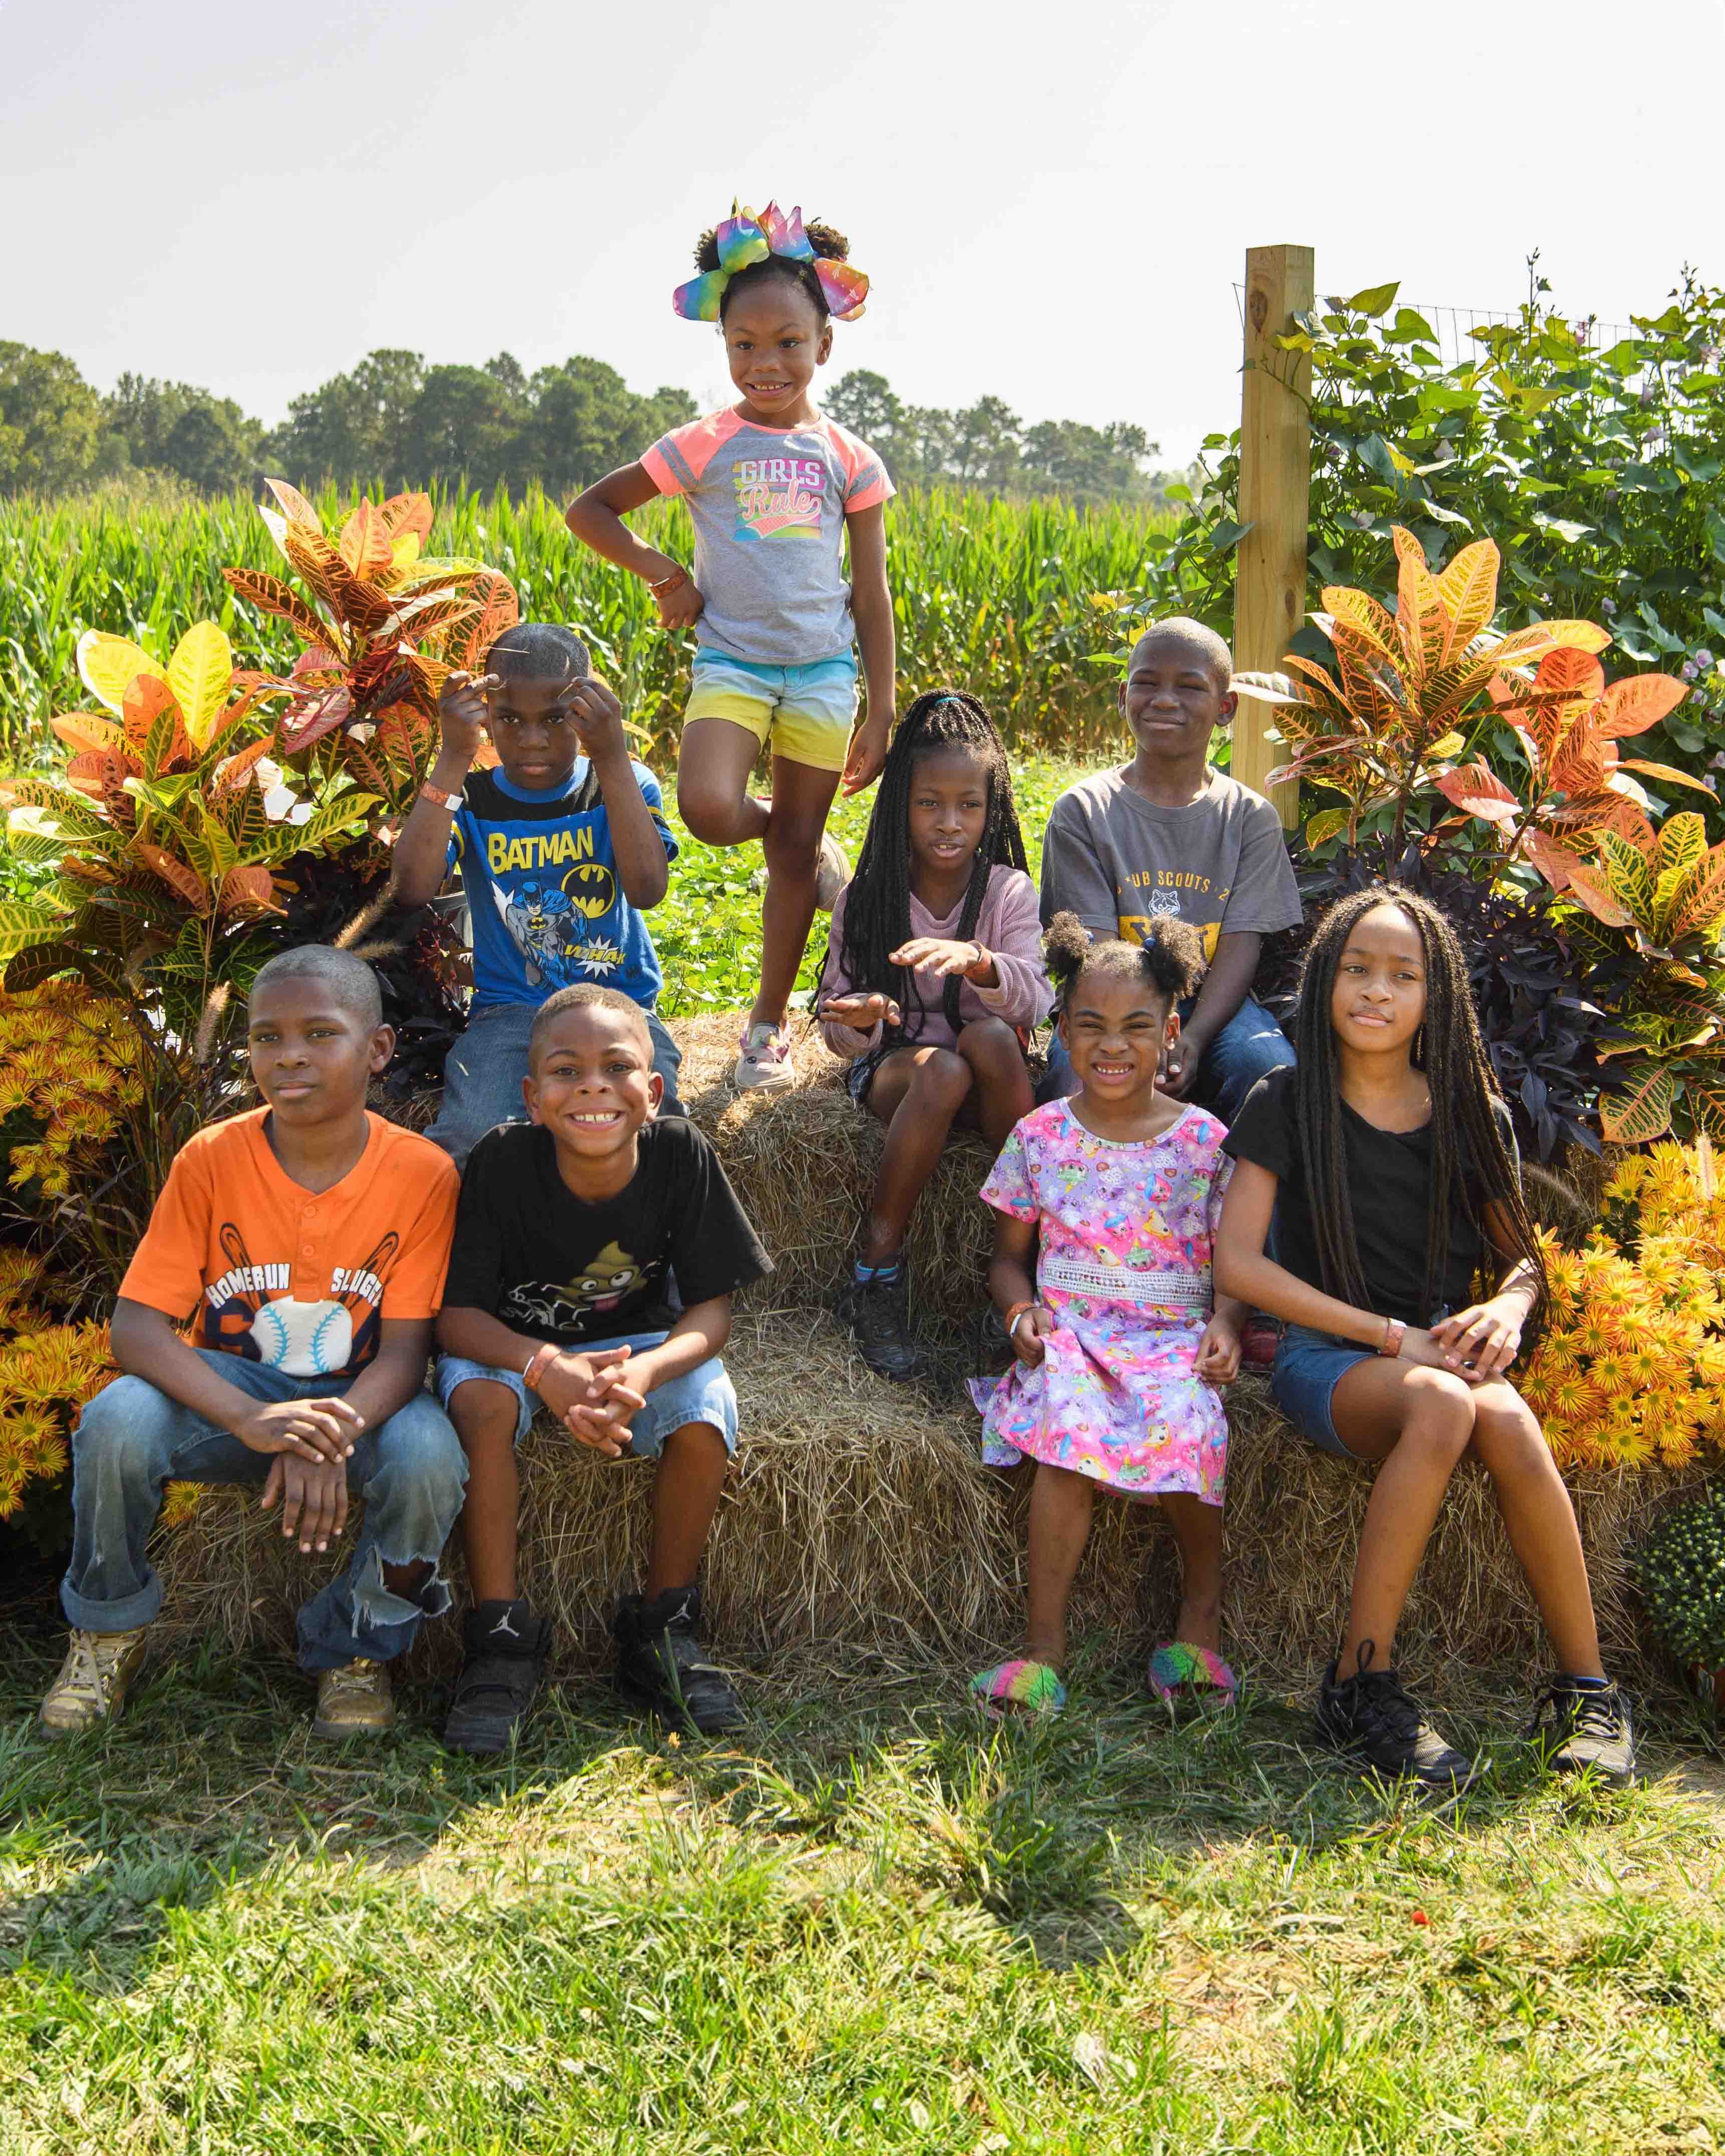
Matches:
[435,984,770,1751]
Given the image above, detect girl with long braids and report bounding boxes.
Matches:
[970,912,1244,1721]
[1216,885,1634,1789]
[817,691,1050,1379]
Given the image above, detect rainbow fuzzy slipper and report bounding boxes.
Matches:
[1147,1642,1238,1707]
[970,1659,1067,1719]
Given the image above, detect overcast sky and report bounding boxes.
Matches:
[4,0,1722,461]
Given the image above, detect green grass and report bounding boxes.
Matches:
[5,1621,1725,2152]
[652,755,1079,1019]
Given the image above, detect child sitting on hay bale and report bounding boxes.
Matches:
[817,690,1050,1380]
[390,622,684,1167]
[433,983,771,1754]
[40,948,467,1743]
[970,912,1245,1720]
[1039,616,1300,1125]
[1217,884,1636,1788]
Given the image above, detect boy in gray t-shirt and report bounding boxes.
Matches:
[1040,617,1300,1124]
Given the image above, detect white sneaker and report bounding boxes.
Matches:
[733,1022,796,1091]
[815,830,851,912]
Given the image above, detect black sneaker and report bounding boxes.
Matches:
[613,1585,744,1735]
[836,1268,924,1381]
[443,1598,551,1755]
[1528,1676,1637,1786]
[1316,1643,1478,1792]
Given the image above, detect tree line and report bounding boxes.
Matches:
[0,339,1176,506]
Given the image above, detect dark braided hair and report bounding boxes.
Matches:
[694,216,850,323]
[1043,910,1202,1015]
[826,689,1027,1042]
[1292,883,1547,1321]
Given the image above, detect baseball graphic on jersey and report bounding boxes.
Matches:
[249,1298,353,1376]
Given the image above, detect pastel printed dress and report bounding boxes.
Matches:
[976,1099,1234,1502]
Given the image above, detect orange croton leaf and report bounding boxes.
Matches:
[133,845,210,913]
[265,478,322,530]
[337,498,395,583]
[1597,673,1689,740]
[120,676,191,765]
[1523,830,1591,891]
[1434,761,1521,823]
[217,866,280,916]
[1533,646,1607,700]
[50,713,122,757]
[1391,527,1447,682]
[378,493,435,545]
[1432,537,1500,664]
[210,739,277,794]
[1564,857,1635,926]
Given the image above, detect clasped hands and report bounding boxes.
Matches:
[532,1343,649,1459]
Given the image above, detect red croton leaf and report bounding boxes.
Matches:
[217,865,280,915]
[134,845,210,913]
[1433,761,1520,823]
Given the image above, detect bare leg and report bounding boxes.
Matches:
[676,717,769,848]
[1468,1383,1605,1678]
[860,1047,971,1264]
[956,1017,1034,1150]
[446,1380,522,1604]
[1327,1362,1477,1676]
[1158,1493,1223,1654]
[754,754,843,1032]
[1026,1462,1096,1667]
[645,1421,728,1599]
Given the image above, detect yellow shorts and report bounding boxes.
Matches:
[684,651,859,774]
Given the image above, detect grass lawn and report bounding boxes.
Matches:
[4,1616,1725,2153]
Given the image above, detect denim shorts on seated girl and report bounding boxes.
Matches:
[684,651,858,774]
[1270,1323,1378,1459]
[434,1330,738,1457]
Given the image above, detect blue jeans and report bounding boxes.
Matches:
[60,1354,468,1671]
[427,1000,684,1169]
[1038,994,1293,1126]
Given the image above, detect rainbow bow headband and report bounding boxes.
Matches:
[672,201,868,324]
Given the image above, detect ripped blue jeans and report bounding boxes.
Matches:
[60,1353,468,1672]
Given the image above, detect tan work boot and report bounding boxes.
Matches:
[313,1657,395,1739]
[39,1627,150,1736]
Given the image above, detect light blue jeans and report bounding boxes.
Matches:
[436,1330,738,1456]
[1039,994,1294,1126]
[60,1353,468,1671]
[426,1000,685,1169]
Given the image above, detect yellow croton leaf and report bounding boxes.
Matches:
[386,530,423,585]
[77,630,166,715]
[165,622,233,750]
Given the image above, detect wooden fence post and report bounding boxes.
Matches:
[1233,243,1315,829]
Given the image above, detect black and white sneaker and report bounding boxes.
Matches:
[443,1598,551,1755]
[614,1585,744,1735]
[1316,1643,1479,1793]
[1528,1676,1637,1786]
[836,1269,924,1381]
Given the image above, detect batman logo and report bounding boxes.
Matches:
[563,861,616,918]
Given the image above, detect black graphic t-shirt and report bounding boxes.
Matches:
[442,1118,771,1346]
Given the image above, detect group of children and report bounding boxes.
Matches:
[35,201,1636,1792]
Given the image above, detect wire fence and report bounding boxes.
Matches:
[1231,285,1640,372]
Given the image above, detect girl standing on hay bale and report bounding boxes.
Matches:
[568,202,893,1097]
[1215,885,1635,1790]
[817,691,1051,1380]
[970,912,1246,1720]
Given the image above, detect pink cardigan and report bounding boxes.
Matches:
[818,865,1052,1061]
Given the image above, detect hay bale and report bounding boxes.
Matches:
[674,1014,997,1333]
[152,1314,1666,1691]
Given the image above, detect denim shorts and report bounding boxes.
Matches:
[434,1329,737,1457]
[1270,1323,1377,1459]
[685,651,859,774]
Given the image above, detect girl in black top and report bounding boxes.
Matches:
[1216,885,1633,1790]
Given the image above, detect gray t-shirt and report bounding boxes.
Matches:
[1039,766,1301,963]
[642,408,893,665]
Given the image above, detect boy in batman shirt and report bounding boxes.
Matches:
[435,985,770,1752]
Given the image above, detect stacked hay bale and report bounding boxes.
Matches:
[155,1015,1657,1688]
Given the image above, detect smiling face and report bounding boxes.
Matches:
[722,276,833,422]
[487,672,582,791]
[1329,903,1429,1058]
[247,979,393,1127]
[1118,634,1235,765]
[1059,965,1179,1108]
[524,1003,661,1162]
[907,746,990,883]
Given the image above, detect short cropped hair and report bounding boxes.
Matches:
[528,983,653,1067]
[249,945,384,1030]
[485,622,591,686]
[1129,616,1235,695]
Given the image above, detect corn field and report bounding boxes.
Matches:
[0,481,1181,772]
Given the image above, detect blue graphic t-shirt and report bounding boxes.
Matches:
[448,761,676,1012]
